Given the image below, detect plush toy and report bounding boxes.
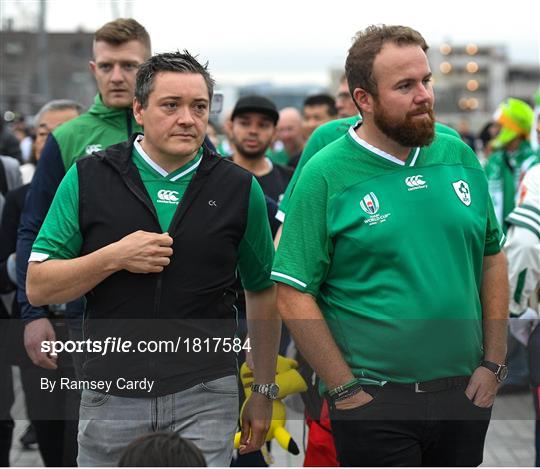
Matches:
[234,355,308,455]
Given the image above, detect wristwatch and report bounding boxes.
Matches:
[251,383,280,400]
[480,360,509,383]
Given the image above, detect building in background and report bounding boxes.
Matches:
[1,28,95,117]
[428,43,540,131]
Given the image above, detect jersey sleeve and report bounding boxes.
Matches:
[506,165,540,238]
[17,134,68,322]
[272,162,332,296]
[504,225,540,315]
[237,177,275,292]
[30,164,82,261]
[484,178,506,255]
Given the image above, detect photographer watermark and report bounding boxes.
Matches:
[40,336,251,357]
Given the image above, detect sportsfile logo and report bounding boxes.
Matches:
[157,189,180,204]
[405,175,427,191]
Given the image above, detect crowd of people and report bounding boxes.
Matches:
[0,17,539,468]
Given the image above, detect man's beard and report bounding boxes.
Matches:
[233,139,269,160]
[373,102,435,148]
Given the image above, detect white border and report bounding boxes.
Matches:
[271,271,307,288]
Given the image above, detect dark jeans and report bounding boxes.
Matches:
[330,384,491,467]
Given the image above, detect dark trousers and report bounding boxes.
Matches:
[0,365,14,467]
[529,325,540,467]
[330,384,491,467]
[19,363,80,467]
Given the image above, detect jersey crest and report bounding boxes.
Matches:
[360,192,380,214]
[452,180,471,206]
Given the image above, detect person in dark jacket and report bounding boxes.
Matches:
[26,51,280,467]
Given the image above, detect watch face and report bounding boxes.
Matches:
[498,366,509,382]
[268,384,279,399]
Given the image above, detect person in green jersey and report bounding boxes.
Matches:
[26,52,280,467]
[273,25,508,467]
[484,98,538,393]
[485,98,539,227]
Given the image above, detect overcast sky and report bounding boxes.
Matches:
[2,0,539,86]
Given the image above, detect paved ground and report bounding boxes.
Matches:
[8,367,536,467]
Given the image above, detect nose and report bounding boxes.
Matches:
[415,82,433,105]
[175,105,195,126]
[110,64,124,83]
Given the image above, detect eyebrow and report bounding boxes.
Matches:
[395,72,432,86]
[157,96,209,103]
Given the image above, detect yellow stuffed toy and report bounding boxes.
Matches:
[234,355,308,455]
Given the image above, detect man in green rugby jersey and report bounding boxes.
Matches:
[273,25,508,466]
[26,51,280,467]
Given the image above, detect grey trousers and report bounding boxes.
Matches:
[77,375,239,467]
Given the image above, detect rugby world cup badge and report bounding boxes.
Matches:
[360,192,379,214]
[452,180,471,206]
[360,192,391,226]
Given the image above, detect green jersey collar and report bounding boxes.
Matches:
[133,136,203,180]
[347,126,420,167]
[89,94,133,118]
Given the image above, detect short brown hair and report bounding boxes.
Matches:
[345,25,428,98]
[94,18,151,54]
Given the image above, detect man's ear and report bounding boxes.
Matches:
[133,98,144,126]
[353,88,373,115]
[89,60,97,76]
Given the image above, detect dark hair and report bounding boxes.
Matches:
[135,50,215,108]
[303,94,337,116]
[94,18,151,54]
[345,25,428,98]
[118,432,207,467]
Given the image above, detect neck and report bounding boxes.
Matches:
[284,141,304,157]
[356,119,411,161]
[232,152,271,177]
[140,139,198,174]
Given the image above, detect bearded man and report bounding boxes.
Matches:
[272,24,509,467]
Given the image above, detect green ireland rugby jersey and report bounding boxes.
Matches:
[277,116,460,221]
[484,140,539,227]
[31,141,275,292]
[272,127,504,384]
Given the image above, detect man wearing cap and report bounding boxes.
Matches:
[485,98,539,227]
[230,96,293,204]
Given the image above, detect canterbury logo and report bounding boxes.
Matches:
[85,144,102,154]
[405,175,426,188]
[157,189,180,204]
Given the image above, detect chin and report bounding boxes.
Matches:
[172,144,198,158]
[106,96,132,108]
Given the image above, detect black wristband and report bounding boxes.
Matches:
[326,379,363,402]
